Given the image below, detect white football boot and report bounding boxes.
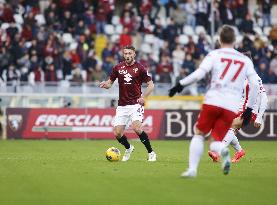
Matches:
[148,151,157,161]
[221,147,231,175]
[180,169,197,178]
[122,145,135,161]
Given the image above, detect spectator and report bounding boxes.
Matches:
[29,66,45,85]
[257,58,270,83]
[139,0,152,17]
[220,1,235,26]
[184,0,196,29]
[172,44,185,77]
[262,0,272,27]
[119,28,132,48]
[254,5,263,27]
[90,63,107,83]
[71,66,84,85]
[44,64,58,82]
[239,13,254,34]
[235,0,248,26]
[172,6,186,34]
[156,55,173,83]
[269,54,277,83]
[2,64,20,83]
[196,0,209,29]
[181,53,195,75]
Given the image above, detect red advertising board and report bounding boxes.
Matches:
[6,108,164,140]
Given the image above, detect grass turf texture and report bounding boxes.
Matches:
[0,140,276,205]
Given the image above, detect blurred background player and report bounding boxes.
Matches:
[208,73,268,163]
[99,45,156,162]
[169,25,260,178]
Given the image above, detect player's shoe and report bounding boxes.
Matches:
[232,149,246,163]
[208,151,220,162]
[221,147,231,175]
[180,169,197,178]
[148,151,157,161]
[122,145,135,161]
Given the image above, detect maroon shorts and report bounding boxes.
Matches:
[196,104,237,141]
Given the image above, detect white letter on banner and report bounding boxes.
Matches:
[165,112,185,138]
[267,112,277,137]
[35,115,47,126]
[56,115,67,126]
[46,115,57,126]
[185,112,194,137]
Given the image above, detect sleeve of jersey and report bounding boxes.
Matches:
[246,72,260,109]
[141,67,152,83]
[255,91,268,124]
[179,53,213,86]
[109,66,118,82]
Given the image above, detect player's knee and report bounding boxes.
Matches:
[113,128,123,138]
[133,127,143,135]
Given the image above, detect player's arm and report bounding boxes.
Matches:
[99,79,114,89]
[241,70,260,126]
[99,65,117,89]
[138,80,154,105]
[168,53,213,97]
[254,91,268,127]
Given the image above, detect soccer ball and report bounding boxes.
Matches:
[106,147,121,161]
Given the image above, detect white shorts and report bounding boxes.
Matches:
[113,104,144,127]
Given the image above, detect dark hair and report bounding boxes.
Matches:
[219,25,235,44]
[123,45,136,52]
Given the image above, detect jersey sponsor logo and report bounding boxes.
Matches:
[119,70,128,75]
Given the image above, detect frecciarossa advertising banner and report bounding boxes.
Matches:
[6,108,277,140]
[6,108,164,139]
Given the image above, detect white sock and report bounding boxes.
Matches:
[222,129,236,148]
[188,135,205,172]
[230,135,242,152]
[210,141,225,155]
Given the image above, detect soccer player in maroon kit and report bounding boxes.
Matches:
[99,45,157,161]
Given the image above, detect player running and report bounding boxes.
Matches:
[99,45,157,162]
[208,75,268,163]
[169,25,260,178]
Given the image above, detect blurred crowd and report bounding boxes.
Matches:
[0,0,277,94]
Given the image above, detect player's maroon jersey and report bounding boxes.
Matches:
[109,61,152,106]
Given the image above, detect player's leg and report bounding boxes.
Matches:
[113,107,134,161]
[130,104,156,161]
[211,109,236,175]
[181,127,205,178]
[114,125,129,149]
[223,117,245,163]
[181,104,220,178]
[132,120,156,161]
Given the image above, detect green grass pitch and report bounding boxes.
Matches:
[0,140,276,205]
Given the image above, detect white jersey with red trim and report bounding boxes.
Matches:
[201,48,258,112]
[239,78,268,123]
[179,47,259,112]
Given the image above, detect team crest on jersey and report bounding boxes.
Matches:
[8,114,23,132]
[133,68,138,73]
[119,69,132,84]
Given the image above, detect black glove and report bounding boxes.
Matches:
[241,107,253,127]
[168,82,184,97]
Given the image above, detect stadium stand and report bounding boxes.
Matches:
[0,0,277,96]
